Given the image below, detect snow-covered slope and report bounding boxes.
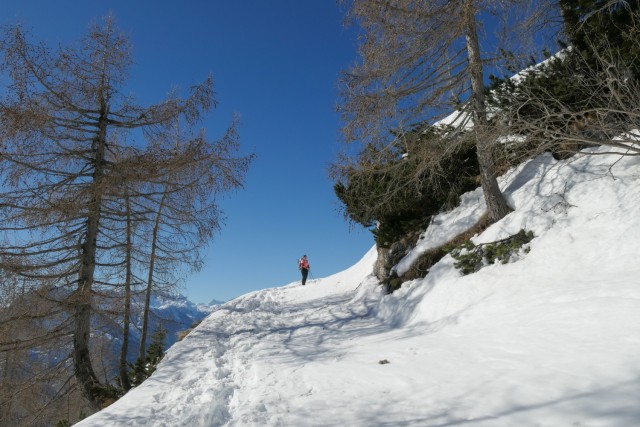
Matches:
[76,148,640,426]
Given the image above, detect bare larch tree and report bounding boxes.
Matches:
[0,16,253,411]
[337,0,556,223]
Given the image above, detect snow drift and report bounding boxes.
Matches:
[76,147,640,426]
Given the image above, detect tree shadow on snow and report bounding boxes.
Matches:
[298,375,640,426]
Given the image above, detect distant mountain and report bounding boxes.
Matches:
[208,298,226,306]
[126,292,218,355]
[89,291,218,372]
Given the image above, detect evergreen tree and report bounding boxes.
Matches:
[560,0,640,76]
[334,126,479,247]
[129,325,167,387]
[146,326,167,369]
[487,1,640,160]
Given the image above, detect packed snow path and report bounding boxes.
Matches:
[78,149,640,426]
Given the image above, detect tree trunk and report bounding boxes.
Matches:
[139,191,166,359]
[463,0,511,223]
[73,110,108,410]
[119,194,133,392]
[374,245,391,281]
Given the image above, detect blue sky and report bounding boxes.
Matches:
[2,1,373,303]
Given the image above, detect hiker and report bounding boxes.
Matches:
[298,255,310,286]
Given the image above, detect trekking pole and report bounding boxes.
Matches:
[309,270,315,281]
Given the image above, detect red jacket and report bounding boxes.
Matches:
[299,257,309,270]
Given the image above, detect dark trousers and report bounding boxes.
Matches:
[301,268,309,285]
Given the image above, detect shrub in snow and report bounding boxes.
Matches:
[448,229,534,275]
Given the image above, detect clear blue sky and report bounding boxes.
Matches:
[2,1,374,303]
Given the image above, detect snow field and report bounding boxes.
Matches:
[77,148,640,426]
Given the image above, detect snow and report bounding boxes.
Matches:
[76,148,640,426]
